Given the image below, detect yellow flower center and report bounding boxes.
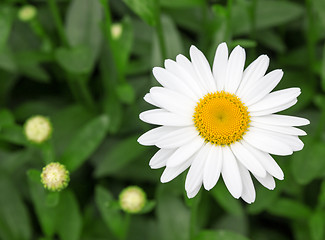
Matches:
[193,91,250,145]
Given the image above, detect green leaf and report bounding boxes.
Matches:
[157,187,190,240]
[256,30,286,53]
[210,183,244,216]
[0,125,28,145]
[0,109,14,129]
[116,82,136,104]
[160,0,204,8]
[27,169,56,237]
[95,186,126,239]
[111,17,134,79]
[232,0,304,35]
[194,230,250,240]
[123,0,158,26]
[291,137,325,184]
[0,5,13,51]
[321,44,325,92]
[138,200,156,214]
[248,184,280,214]
[51,104,95,156]
[0,176,31,240]
[267,198,311,220]
[56,190,82,240]
[94,135,148,177]
[152,15,183,65]
[65,0,102,63]
[55,46,93,74]
[318,180,325,208]
[60,115,109,172]
[309,210,324,240]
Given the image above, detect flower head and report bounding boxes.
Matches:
[24,115,52,144]
[18,5,37,22]
[41,162,70,191]
[138,42,309,203]
[119,186,147,214]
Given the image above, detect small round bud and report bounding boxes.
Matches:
[119,186,147,214]
[24,115,52,144]
[41,162,70,191]
[18,5,37,22]
[111,23,123,40]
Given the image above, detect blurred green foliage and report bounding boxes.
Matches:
[0,0,324,239]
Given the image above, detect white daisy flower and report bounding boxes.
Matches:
[138,42,309,203]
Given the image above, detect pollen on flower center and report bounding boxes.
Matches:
[193,91,250,145]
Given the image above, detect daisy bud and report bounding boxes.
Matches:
[119,186,147,214]
[41,162,70,192]
[24,115,52,144]
[18,5,37,22]
[111,23,123,40]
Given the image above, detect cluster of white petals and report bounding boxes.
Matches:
[138,43,309,203]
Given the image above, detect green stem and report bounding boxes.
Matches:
[100,0,124,84]
[155,0,167,61]
[189,192,201,240]
[47,0,69,46]
[30,18,53,52]
[41,140,55,164]
[121,213,131,240]
[225,0,233,43]
[77,77,96,111]
[314,108,325,140]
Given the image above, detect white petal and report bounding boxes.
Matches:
[250,121,307,136]
[166,57,205,97]
[144,93,160,107]
[221,146,242,198]
[203,144,222,190]
[248,127,304,152]
[276,134,304,151]
[244,127,293,156]
[160,157,192,183]
[139,109,193,126]
[152,67,198,100]
[187,184,201,198]
[250,114,310,126]
[254,173,275,190]
[249,88,301,113]
[166,137,205,167]
[230,141,266,178]
[190,45,217,92]
[236,55,269,97]
[213,42,228,91]
[238,162,256,204]
[149,149,175,169]
[243,70,283,106]
[138,126,176,146]
[224,46,246,93]
[185,143,211,192]
[249,99,298,116]
[156,126,198,149]
[150,87,195,117]
[241,140,284,180]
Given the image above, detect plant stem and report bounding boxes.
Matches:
[155,0,167,61]
[189,192,201,240]
[225,0,233,43]
[47,0,69,47]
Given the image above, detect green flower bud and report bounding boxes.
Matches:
[18,5,37,22]
[119,186,147,214]
[24,115,52,144]
[41,162,70,192]
[111,23,123,40]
